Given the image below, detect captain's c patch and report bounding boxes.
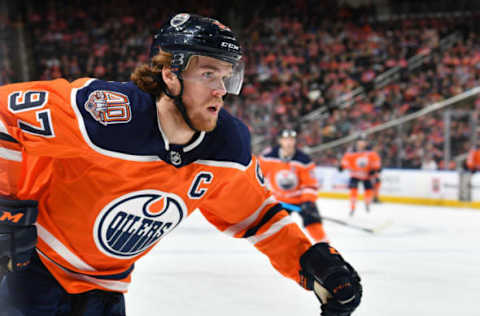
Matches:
[85,90,132,125]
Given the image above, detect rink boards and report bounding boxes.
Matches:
[315,167,480,209]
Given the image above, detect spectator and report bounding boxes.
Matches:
[421,154,439,170]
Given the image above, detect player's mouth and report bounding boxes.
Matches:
[206,103,222,115]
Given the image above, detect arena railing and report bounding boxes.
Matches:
[304,87,480,167]
[251,32,461,154]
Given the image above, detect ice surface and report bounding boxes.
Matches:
[126,199,480,315]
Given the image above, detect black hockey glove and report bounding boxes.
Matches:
[300,201,318,214]
[337,165,343,172]
[0,197,38,276]
[300,243,362,316]
[300,201,322,225]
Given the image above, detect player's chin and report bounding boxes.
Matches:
[192,117,218,132]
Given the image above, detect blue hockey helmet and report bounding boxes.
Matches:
[150,13,244,95]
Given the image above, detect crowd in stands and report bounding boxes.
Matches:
[308,30,480,169]
[22,0,224,82]
[233,5,442,130]
[3,0,480,170]
[230,3,479,170]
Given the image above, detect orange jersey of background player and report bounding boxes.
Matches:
[259,147,318,205]
[466,148,480,171]
[0,78,311,294]
[341,151,377,180]
[368,150,382,176]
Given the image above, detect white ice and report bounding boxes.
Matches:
[126,199,480,316]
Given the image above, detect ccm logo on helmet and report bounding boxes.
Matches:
[94,190,187,259]
[221,42,240,51]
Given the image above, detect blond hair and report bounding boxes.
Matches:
[130,50,172,96]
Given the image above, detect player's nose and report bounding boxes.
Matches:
[212,88,227,97]
[211,81,227,97]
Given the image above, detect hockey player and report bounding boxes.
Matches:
[259,129,328,243]
[465,147,480,172]
[339,139,376,216]
[0,14,361,315]
[368,145,382,203]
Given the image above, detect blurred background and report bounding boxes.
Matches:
[2,0,480,202]
[2,2,479,315]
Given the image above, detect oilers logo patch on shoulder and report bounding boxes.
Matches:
[85,90,132,125]
[93,190,187,259]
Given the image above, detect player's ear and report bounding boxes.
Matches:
[161,67,181,96]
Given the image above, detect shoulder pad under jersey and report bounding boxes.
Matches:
[262,146,280,159]
[73,80,162,157]
[199,109,252,167]
[292,149,312,165]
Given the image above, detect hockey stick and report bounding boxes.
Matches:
[320,215,392,234]
[279,202,391,234]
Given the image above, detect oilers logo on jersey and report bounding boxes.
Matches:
[355,156,369,168]
[93,190,187,259]
[84,90,132,125]
[275,170,298,191]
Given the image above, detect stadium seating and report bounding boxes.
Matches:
[4,1,480,169]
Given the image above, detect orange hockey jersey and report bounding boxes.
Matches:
[0,78,312,293]
[259,147,318,205]
[466,149,480,171]
[368,151,381,176]
[341,150,377,180]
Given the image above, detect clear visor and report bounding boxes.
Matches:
[280,130,297,138]
[182,58,245,95]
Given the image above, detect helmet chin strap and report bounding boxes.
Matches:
[160,75,200,133]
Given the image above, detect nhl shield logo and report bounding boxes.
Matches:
[94,190,187,259]
[169,151,182,166]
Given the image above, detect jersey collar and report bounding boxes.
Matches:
[156,111,206,167]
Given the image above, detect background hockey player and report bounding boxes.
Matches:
[259,129,328,243]
[0,13,361,316]
[465,146,480,172]
[368,144,382,203]
[339,138,377,216]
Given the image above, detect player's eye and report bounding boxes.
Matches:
[202,72,215,79]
